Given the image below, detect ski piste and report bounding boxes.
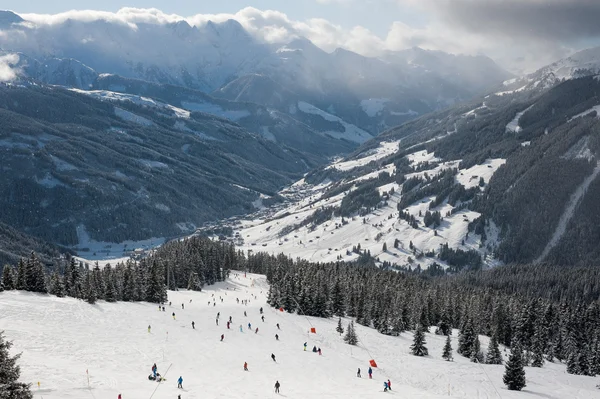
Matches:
[1,272,599,398]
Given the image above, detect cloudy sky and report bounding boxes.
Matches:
[3,0,600,74]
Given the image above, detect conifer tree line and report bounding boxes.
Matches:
[0,237,240,304]
[259,258,600,378]
[2,239,600,379]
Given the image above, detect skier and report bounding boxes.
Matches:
[182,303,184,309]
[255,327,259,334]
[177,376,183,389]
[276,323,280,330]
[118,394,122,399]
[192,321,195,329]
[221,334,225,342]
[172,312,176,320]
[383,381,388,392]
[261,315,265,322]
[387,379,392,391]
[275,334,279,340]
[244,362,248,371]
[312,346,317,353]
[274,380,280,394]
[169,302,172,306]
[239,325,243,332]
[303,342,307,351]
[216,318,219,326]
[357,368,361,378]
[162,306,165,312]
[271,353,276,362]
[244,311,247,317]
[158,305,161,311]
[248,322,252,330]
[318,347,322,356]
[227,321,230,329]
[148,325,151,333]
[217,312,220,319]
[260,307,263,314]
[368,367,373,379]
[229,316,232,322]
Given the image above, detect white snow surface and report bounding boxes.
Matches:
[71,89,191,119]
[2,274,599,399]
[114,107,154,126]
[568,105,600,122]
[456,159,507,189]
[506,105,534,133]
[297,101,373,143]
[327,141,399,171]
[360,98,389,117]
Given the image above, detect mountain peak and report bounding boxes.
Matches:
[0,10,24,28]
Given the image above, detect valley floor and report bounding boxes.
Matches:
[1,274,599,398]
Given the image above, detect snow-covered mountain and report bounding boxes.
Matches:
[0,9,512,141]
[499,46,600,94]
[212,73,600,269]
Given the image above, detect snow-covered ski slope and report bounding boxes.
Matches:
[1,274,599,399]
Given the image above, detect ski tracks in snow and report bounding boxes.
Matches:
[536,161,600,263]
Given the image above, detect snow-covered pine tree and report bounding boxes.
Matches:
[49,271,65,298]
[436,310,452,336]
[16,258,26,290]
[122,263,135,301]
[187,272,202,291]
[0,331,33,399]
[486,333,503,365]
[146,260,167,304]
[85,272,97,305]
[503,345,526,391]
[344,321,358,345]
[104,266,117,302]
[411,324,428,356]
[458,317,476,358]
[531,323,545,367]
[442,335,453,361]
[470,337,484,363]
[336,318,344,336]
[331,280,345,317]
[1,265,15,290]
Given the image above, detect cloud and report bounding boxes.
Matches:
[0,53,20,82]
[9,3,600,74]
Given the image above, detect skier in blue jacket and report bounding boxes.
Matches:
[383,381,388,392]
[177,376,183,389]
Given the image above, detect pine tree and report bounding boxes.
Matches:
[503,345,527,391]
[49,271,65,298]
[442,335,453,361]
[0,331,33,398]
[486,333,503,365]
[187,272,202,291]
[458,317,476,358]
[1,265,15,290]
[331,280,345,317]
[336,318,344,336]
[146,261,167,304]
[104,267,116,302]
[344,321,358,345]
[470,337,484,363]
[85,272,97,305]
[411,324,428,356]
[531,324,545,367]
[16,259,26,290]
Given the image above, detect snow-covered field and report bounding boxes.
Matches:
[236,140,506,269]
[2,273,599,399]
